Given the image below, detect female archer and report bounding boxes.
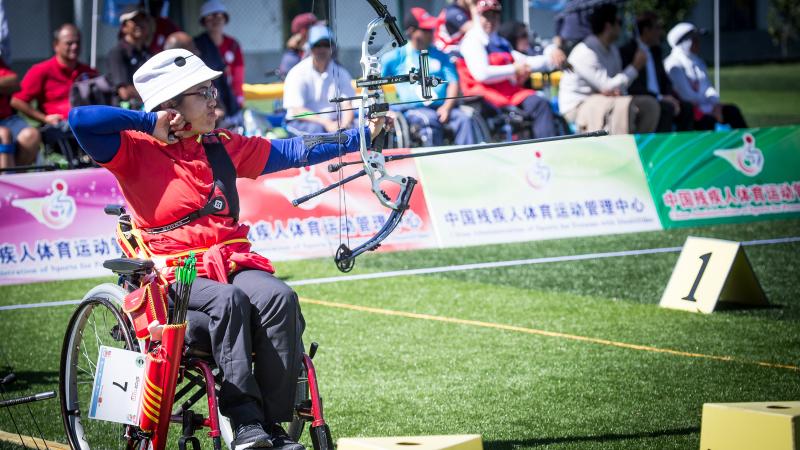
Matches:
[68,48,385,450]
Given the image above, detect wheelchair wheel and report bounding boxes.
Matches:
[60,296,143,450]
[386,111,411,149]
[460,104,493,143]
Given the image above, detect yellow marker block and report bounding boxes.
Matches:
[659,236,768,313]
[700,402,800,449]
[338,435,482,450]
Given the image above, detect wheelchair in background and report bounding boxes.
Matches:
[59,205,332,450]
[386,104,492,149]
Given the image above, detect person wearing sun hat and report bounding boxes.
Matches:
[194,0,244,119]
[67,48,386,450]
[663,22,747,130]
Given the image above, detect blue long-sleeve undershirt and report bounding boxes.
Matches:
[68,105,368,173]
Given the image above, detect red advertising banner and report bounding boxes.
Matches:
[239,154,436,260]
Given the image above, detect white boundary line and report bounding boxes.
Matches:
[2,236,798,312]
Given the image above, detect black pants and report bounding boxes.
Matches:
[656,99,694,132]
[174,269,305,427]
[484,95,557,139]
[694,104,748,130]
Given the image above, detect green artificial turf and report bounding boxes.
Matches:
[714,63,800,128]
[1,219,799,449]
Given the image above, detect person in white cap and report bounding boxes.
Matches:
[663,22,747,130]
[68,48,385,450]
[194,0,245,116]
[284,25,356,134]
[106,8,151,109]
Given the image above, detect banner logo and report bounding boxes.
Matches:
[713,133,764,177]
[526,151,551,189]
[11,179,77,229]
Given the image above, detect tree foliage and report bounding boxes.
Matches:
[768,0,800,57]
[624,0,698,31]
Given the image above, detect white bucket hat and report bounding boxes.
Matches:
[133,49,222,112]
[667,22,696,48]
[199,0,229,24]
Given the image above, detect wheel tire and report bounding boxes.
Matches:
[60,296,143,450]
[387,112,411,149]
[457,104,492,144]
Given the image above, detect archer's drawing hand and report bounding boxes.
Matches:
[153,109,190,144]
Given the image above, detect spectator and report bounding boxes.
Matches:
[498,21,545,91]
[620,11,692,132]
[145,0,181,54]
[195,1,245,111]
[498,21,534,56]
[11,24,97,126]
[283,25,355,134]
[434,0,473,57]
[107,8,152,109]
[558,4,659,134]
[459,0,562,138]
[552,1,592,57]
[664,22,747,130]
[382,8,478,146]
[278,13,319,80]
[0,56,41,169]
[164,31,200,54]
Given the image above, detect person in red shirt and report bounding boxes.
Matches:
[68,48,386,450]
[11,24,97,126]
[196,1,244,109]
[0,56,41,169]
[145,0,182,54]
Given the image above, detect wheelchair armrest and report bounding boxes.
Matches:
[103,258,154,275]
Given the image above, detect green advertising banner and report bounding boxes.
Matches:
[415,135,662,249]
[637,126,800,228]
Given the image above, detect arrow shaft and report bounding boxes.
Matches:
[328,131,608,171]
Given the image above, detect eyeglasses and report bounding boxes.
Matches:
[182,85,218,101]
[313,41,332,48]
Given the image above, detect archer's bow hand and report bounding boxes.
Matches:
[367,115,389,140]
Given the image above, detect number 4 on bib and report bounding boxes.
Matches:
[659,236,768,313]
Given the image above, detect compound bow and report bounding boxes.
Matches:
[292,0,608,272]
[293,0,442,272]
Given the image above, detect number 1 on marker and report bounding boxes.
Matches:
[683,252,712,302]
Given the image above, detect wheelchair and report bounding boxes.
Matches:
[461,98,572,143]
[385,104,491,149]
[59,205,332,450]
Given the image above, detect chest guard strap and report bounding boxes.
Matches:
[142,134,240,235]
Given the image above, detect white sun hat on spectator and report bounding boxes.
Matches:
[667,22,697,48]
[133,49,222,112]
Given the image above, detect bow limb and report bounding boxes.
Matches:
[334,177,417,272]
[364,0,407,46]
